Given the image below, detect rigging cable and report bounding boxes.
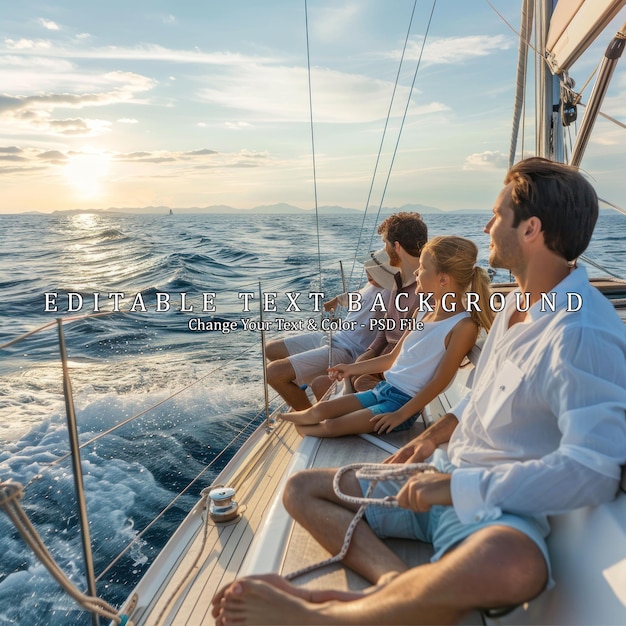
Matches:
[346,0,420,291]
[304,0,323,288]
[365,0,438,257]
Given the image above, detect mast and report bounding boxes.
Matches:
[509,0,534,168]
[536,0,559,160]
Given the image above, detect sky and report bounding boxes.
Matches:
[1,0,625,213]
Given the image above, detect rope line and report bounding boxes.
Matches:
[153,489,213,625]
[0,481,128,624]
[285,462,438,581]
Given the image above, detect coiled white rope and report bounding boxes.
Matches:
[285,462,438,581]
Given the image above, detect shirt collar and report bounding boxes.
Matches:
[521,266,589,322]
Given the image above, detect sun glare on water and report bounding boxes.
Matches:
[63,151,111,198]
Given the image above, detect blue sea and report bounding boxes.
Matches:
[0,210,624,625]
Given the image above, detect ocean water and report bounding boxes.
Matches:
[0,210,624,625]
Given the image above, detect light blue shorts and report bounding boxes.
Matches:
[360,449,553,587]
[354,381,418,432]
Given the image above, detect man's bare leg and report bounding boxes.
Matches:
[265,339,289,361]
[311,374,333,400]
[283,468,409,583]
[266,358,312,410]
[216,525,548,625]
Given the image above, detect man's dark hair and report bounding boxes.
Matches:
[378,212,428,258]
[505,157,598,261]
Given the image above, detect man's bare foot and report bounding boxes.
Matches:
[217,579,337,625]
[211,572,374,618]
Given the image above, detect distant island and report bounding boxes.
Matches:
[19,202,491,216]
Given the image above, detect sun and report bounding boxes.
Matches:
[63,151,111,198]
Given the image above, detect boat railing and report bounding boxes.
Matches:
[0,311,287,625]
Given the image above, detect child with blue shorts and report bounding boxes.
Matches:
[279,236,494,438]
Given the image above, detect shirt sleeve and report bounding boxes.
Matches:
[451,325,626,524]
[449,391,470,421]
[335,292,349,308]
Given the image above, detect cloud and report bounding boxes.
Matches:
[184,149,218,156]
[37,150,68,162]
[117,118,138,124]
[0,143,276,202]
[0,146,23,154]
[394,34,513,65]
[49,117,112,136]
[39,19,60,31]
[0,154,27,162]
[114,151,157,161]
[0,71,156,137]
[463,150,508,170]
[1,39,278,66]
[198,65,448,123]
[225,121,252,130]
[0,165,47,175]
[15,146,267,172]
[113,148,222,164]
[199,149,269,169]
[0,147,68,172]
[4,38,51,50]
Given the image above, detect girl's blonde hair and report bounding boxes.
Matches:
[422,235,494,331]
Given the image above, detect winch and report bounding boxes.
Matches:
[207,486,239,522]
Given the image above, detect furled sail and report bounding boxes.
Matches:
[546,0,626,74]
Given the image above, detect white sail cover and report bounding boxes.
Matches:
[546,0,626,74]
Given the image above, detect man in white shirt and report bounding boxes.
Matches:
[212,158,626,626]
[265,212,427,410]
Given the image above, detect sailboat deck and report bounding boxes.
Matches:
[124,417,301,625]
[124,412,484,625]
[121,329,487,626]
[122,282,626,626]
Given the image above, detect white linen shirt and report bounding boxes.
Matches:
[448,267,626,534]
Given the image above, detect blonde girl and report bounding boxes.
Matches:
[279,236,493,437]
